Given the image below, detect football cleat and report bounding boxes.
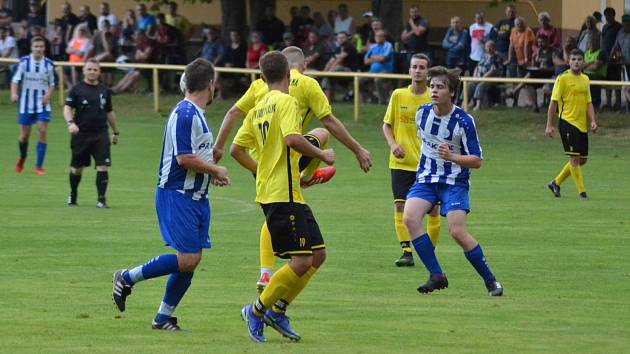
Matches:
[486,280,504,297]
[112,270,132,312]
[15,158,25,173]
[256,272,271,294]
[97,200,109,209]
[152,317,182,331]
[300,166,336,188]
[263,309,301,341]
[241,305,265,343]
[547,180,561,198]
[394,252,415,267]
[417,273,449,294]
[68,193,78,207]
[35,167,46,175]
[579,192,588,201]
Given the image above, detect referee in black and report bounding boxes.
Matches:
[64,58,120,208]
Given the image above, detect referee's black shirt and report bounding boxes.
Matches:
[65,81,113,133]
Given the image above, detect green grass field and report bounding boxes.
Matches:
[1,92,629,353]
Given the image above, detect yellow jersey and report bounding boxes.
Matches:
[233,90,305,204]
[383,85,431,171]
[551,70,592,133]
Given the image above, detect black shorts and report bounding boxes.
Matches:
[391,169,416,202]
[559,119,588,157]
[298,134,321,172]
[261,202,324,259]
[70,131,111,168]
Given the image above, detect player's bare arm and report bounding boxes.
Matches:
[63,105,80,135]
[587,103,598,133]
[545,100,558,138]
[382,122,405,158]
[213,105,246,162]
[230,143,258,174]
[285,134,335,165]
[10,82,18,102]
[176,155,230,186]
[438,143,482,169]
[321,115,371,171]
[106,112,120,144]
[42,85,54,106]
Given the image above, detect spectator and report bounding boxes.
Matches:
[88,20,117,85]
[57,2,79,45]
[98,3,118,32]
[401,5,430,62]
[20,25,52,58]
[361,29,394,104]
[468,40,503,111]
[577,16,599,52]
[79,5,98,34]
[535,12,560,50]
[199,27,224,66]
[111,31,157,94]
[135,4,156,37]
[357,11,373,51]
[322,31,358,102]
[246,31,267,69]
[505,17,536,109]
[300,6,314,29]
[313,11,334,44]
[120,9,136,46]
[303,31,329,71]
[155,12,183,90]
[492,5,516,60]
[544,35,577,95]
[256,7,285,48]
[593,11,604,31]
[583,36,607,108]
[327,10,338,32]
[223,30,246,68]
[289,6,305,40]
[50,23,67,61]
[0,26,17,86]
[442,16,469,72]
[165,2,191,38]
[0,0,12,27]
[613,15,630,110]
[601,7,622,110]
[277,31,295,51]
[468,10,493,73]
[511,34,555,109]
[334,4,353,35]
[66,24,91,86]
[26,1,46,29]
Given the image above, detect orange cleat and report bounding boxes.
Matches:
[256,272,271,294]
[300,166,336,188]
[35,167,46,175]
[15,158,25,173]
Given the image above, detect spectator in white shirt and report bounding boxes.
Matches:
[468,10,493,73]
[0,26,18,86]
[334,3,353,35]
[98,2,118,32]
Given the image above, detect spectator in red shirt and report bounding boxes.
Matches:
[112,31,157,94]
[535,12,560,50]
[246,31,267,69]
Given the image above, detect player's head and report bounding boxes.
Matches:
[30,36,46,58]
[260,51,290,87]
[83,58,101,83]
[281,46,305,72]
[427,66,460,105]
[409,53,430,84]
[184,58,215,105]
[568,49,584,73]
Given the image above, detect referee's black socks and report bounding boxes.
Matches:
[69,172,82,196]
[96,171,108,202]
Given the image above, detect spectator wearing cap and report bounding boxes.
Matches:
[468,10,493,74]
[401,5,430,64]
[256,7,285,48]
[165,2,191,37]
[601,7,622,110]
[442,16,469,72]
[334,4,353,35]
[26,1,46,29]
[535,12,560,50]
[98,3,118,32]
[357,11,373,51]
[322,31,358,102]
[613,15,630,110]
[79,5,98,34]
[0,0,12,28]
[361,29,393,104]
[136,3,156,37]
[492,5,515,61]
[577,16,599,52]
[246,31,267,69]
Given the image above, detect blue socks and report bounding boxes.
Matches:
[123,254,179,285]
[18,140,28,159]
[155,272,194,323]
[412,234,443,275]
[464,244,496,283]
[35,141,46,168]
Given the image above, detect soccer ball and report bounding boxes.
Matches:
[179,72,187,95]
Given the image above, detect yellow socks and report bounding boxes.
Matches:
[255,264,299,315]
[259,223,275,270]
[426,214,441,247]
[554,162,571,185]
[274,266,317,311]
[394,211,412,252]
[569,163,586,193]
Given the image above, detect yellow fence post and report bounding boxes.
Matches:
[462,78,468,111]
[153,68,159,112]
[354,76,359,122]
[57,65,65,107]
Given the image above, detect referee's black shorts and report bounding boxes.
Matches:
[70,131,111,168]
[559,118,588,158]
[391,169,416,203]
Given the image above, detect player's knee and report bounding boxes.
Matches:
[447,224,467,240]
[309,128,329,146]
[403,212,420,233]
[290,255,313,276]
[312,249,326,268]
[177,252,202,272]
[569,157,580,166]
[96,165,108,172]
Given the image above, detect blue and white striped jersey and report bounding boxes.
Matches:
[415,104,483,186]
[12,55,55,114]
[157,99,214,200]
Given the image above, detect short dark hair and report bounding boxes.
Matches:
[603,7,615,16]
[185,58,215,93]
[569,48,584,58]
[30,36,45,45]
[428,65,460,94]
[259,51,289,84]
[411,53,431,67]
[86,58,100,65]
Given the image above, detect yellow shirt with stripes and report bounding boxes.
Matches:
[383,85,431,171]
[551,70,592,133]
[233,90,305,204]
[234,69,332,160]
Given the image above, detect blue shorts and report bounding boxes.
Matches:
[155,188,211,253]
[407,182,470,216]
[18,111,51,125]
